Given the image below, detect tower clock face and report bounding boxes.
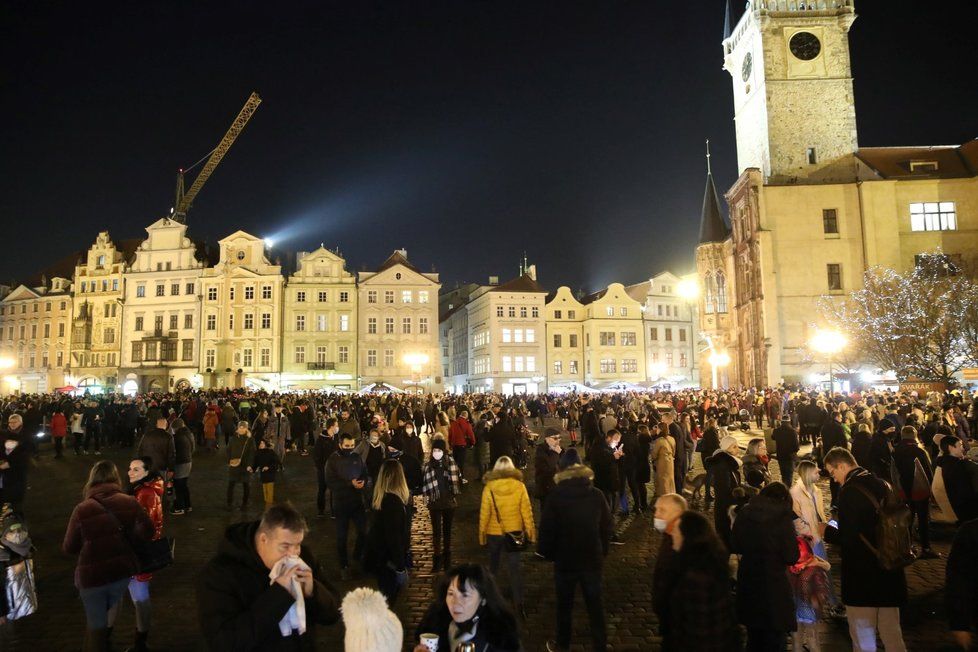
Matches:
[741,52,753,82]
[789,31,821,60]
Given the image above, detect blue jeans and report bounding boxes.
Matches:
[79,577,130,629]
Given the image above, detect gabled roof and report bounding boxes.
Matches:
[488,273,546,294]
[698,171,729,244]
[376,250,421,275]
[856,140,978,180]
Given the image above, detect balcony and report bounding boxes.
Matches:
[307,361,336,371]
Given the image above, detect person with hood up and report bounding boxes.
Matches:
[63,461,154,651]
[342,587,403,652]
[703,435,743,547]
[197,502,339,651]
[731,482,801,651]
[479,456,536,619]
[203,404,219,452]
[892,425,938,559]
[125,456,164,652]
[422,439,461,572]
[538,448,612,652]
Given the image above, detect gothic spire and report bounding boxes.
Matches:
[723,0,732,41]
[698,139,729,244]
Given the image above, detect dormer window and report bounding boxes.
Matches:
[909,160,939,174]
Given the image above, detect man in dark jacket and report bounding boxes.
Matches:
[313,418,339,518]
[822,448,907,652]
[487,412,517,468]
[850,423,874,470]
[197,503,339,651]
[336,408,361,439]
[534,428,562,509]
[892,426,938,558]
[538,449,612,652]
[820,411,849,507]
[946,517,978,650]
[324,432,368,578]
[0,430,31,516]
[136,417,175,477]
[771,416,800,486]
[798,398,826,445]
[870,418,898,479]
[937,435,978,524]
[589,430,622,513]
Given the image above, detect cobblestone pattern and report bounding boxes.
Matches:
[0,422,953,651]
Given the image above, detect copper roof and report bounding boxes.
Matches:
[856,140,978,180]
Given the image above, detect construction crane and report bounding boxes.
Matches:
[171,91,262,223]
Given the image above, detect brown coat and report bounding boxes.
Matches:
[62,482,154,589]
[652,435,676,497]
[203,409,220,440]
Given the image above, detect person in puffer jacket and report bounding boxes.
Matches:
[126,456,165,652]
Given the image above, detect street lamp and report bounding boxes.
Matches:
[676,279,699,301]
[403,353,430,393]
[810,329,847,393]
[707,350,731,389]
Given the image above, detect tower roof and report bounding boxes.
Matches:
[698,143,729,244]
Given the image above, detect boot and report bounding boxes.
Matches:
[125,630,149,652]
[84,628,109,652]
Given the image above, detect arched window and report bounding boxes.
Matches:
[716,270,728,313]
[703,272,716,314]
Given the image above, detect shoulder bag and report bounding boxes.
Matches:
[488,490,526,552]
[95,498,174,574]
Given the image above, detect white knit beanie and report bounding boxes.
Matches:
[342,588,403,652]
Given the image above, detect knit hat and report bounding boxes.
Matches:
[781,415,791,422]
[719,435,739,452]
[431,438,447,452]
[879,418,897,433]
[558,448,582,470]
[342,588,403,652]
[544,427,561,439]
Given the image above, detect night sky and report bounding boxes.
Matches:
[2,1,975,294]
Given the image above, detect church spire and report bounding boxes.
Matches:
[698,139,729,245]
[722,0,732,41]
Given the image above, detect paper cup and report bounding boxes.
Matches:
[419,633,439,651]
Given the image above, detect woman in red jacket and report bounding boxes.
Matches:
[126,456,164,652]
[63,460,153,650]
[50,407,68,459]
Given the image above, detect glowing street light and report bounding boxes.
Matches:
[0,358,14,369]
[707,350,731,389]
[403,353,430,393]
[810,328,847,393]
[677,278,699,301]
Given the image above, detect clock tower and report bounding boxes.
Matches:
[723,1,858,183]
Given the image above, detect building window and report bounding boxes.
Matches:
[569,333,578,348]
[680,353,688,367]
[156,284,165,297]
[665,328,672,342]
[526,329,536,342]
[256,312,268,329]
[339,314,349,331]
[402,317,411,334]
[600,358,616,374]
[316,346,327,364]
[43,323,51,338]
[384,291,395,304]
[260,348,270,367]
[145,341,158,361]
[56,351,63,367]
[383,349,394,368]
[419,317,429,334]
[599,331,615,346]
[245,286,255,300]
[339,291,349,303]
[30,325,36,339]
[910,201,957,232]
[665,352,673,366]
[622,359,638,373]
[553,334,562,348]
[823,209,839,234]
[419,291,429,304]
[171,283,180,296]
[620,307,627,316]
[716,271,728,313]
[186,282,194,295]
[338,345,349,364]
[368,317,377,334]
[243,348,253,367]
[496,306,504,317]
[502,328,512,343]
[296,291,306,303]
[244,313,254,330]
[502,356,512,372]
[294,346,305,363]
[401,290,412,303]
[519,306,527,318]
[385,317,395,334]
[553,310,562,319]
[368,290,378,304]
[807,147,817,165]
[514,329,524,343]
[367,349,377,367]
[317,315,327,331]
[317,290,328,302]
[621,332,636,346]
[679,329,687,342]
[568,310,576,319]
[228,314,234,331]
[605,306,614,317]
[508,306,516,318]
[569,359,578,374]
[296,315,306,331]
[207,287,217,301]
[827,264,842,291]
[262,285,272,299]
[184,314,193,329]
[46,302,52,311]
[531,306,539,318]
[206,315,216,330]
[135,316,144,331]
[165,314,176,330]
[154,315,164,333]
[553,360,563,375]
[136,285,146,298]
[182,339,194,361]
[657,305,663,316]
[132,342,143,362]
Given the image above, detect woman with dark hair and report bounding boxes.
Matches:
[126,456,164,652]
[63,460,154,651]
[731,481,801,652]
[663,511,739,651]
[365,459,411,603]
[412,563,521,652]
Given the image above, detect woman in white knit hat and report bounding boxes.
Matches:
[342,587,403,652]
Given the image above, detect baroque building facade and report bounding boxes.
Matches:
[0,278,70,394]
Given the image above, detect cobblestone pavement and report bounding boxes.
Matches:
[0,422,955,651]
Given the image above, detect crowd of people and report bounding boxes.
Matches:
[0,384,977,650]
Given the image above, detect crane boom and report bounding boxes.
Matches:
[173,91,262,220]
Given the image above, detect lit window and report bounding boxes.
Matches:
[569,360,578,374]
[502,356,512,372]
[402,290,412,303]
[526,329,535,343]
[606,306,614,317]
[368,317,377,334]
[368,290,378,304]
[502,328,512,343]
[910,202,956,232]
[340,315,349,332]
[827,264,842,291]
[294,346,305,363]
[419,291,429,304]
[554,360,562,374]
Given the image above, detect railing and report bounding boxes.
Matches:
[307,362,336,371]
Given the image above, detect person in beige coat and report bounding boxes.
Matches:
[651,423,676,497]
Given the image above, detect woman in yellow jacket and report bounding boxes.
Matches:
[479,456,536,619]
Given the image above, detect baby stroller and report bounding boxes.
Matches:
[0,503,36,623]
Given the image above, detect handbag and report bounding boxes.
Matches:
[488,490,526,552]
[4,559,37,621]
[95,499,174,574]
[909,458,931,501]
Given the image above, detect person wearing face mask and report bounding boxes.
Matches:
[661,511,740,651]
[534,428,563,511]
[326,432,369,579]
[448,410,476,483]
[651,493,687,641]
[413,564,521,652]
[314,418,340,519]
[390,420,424,463]
[125,456,164,652]
[538,448,612,652]
[356,429,388,500]
[197,503,339,651]
[422,439,462,572]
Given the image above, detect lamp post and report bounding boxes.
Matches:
[810,329,847,394]
[403,352,430,393]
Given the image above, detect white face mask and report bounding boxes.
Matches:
[432,450,444,461]
[405,429,414,435]
[653,518,668,533]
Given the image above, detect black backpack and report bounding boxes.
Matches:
[851,479,916,571]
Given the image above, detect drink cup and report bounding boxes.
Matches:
[419,633,439,651]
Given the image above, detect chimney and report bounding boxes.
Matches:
[396,248,408,259]
[526,264,537,281]
[488,276,499,286]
